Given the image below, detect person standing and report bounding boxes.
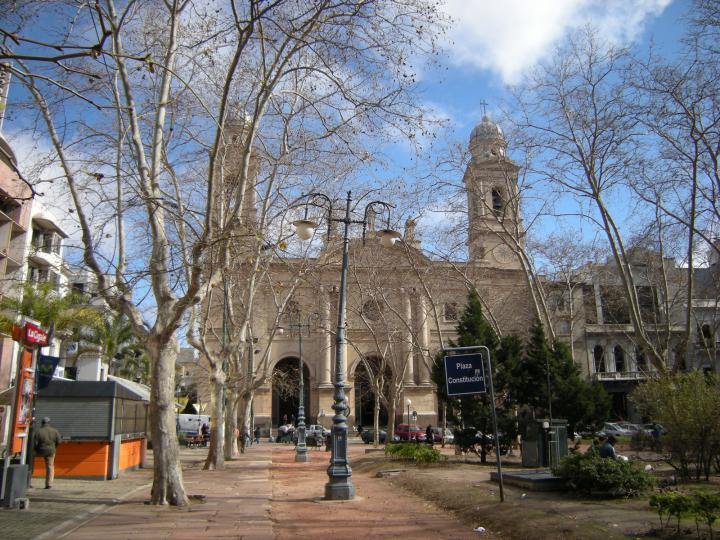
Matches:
[33,417,61,489]
[426,424,434,445]
[254,425,261,445]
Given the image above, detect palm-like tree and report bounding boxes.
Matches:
[0,282,102,340]
[70,312,149,383]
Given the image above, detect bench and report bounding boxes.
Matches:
[184,434,209,448]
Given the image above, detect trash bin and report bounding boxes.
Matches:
[1,463,28,508]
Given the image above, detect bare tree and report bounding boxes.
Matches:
[627,0,720,358]
[531,232,600,362]
[4,0,446,504]
[510,27,672,371]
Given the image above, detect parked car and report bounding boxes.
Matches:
[431,427,454,444]
[394,423,426,442]
[361,429,387,444]
[616,422,643,434]
[599,422,634,437]
[306,424,330,439]
[575,426,597,438]
[642,423,666,436]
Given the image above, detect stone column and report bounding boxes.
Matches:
[320,286,332,385]
[402,288,415,385]
[417,293,431,384]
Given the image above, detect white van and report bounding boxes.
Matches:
[176,414,210,435]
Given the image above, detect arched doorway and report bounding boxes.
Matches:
[354,356,390,428]
[272,357,311,427]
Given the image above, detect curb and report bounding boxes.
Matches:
[32,482,152,540]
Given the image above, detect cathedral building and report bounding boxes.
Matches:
[232,115,534,432]
[199,112,718,432]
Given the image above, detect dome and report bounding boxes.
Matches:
[469,115,504,144]
[469,115,507,159]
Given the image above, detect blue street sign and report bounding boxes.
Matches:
[444,352,487,396]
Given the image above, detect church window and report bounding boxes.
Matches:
[635,348,647,371]
[443,302,459,322]
[362,299,383,322]
[593,345,605,373]
[282,300,300,323]
[491,188,503,214]
[614,345,625,373]
[699,323,715,347]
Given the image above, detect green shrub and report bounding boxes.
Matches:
[693,492,720,537]
[633,372,720,481]
[649,491,720,536]
[553,447,655,497]
[384,442,444,464]
[650,491,695,531]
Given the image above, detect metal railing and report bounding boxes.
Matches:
[593,371,649,381]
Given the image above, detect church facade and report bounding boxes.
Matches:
[198,112,719,432]
[242,115,534,432]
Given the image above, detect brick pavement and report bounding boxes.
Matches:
[63,447,273,540]
[1,441,476,539]
[0,460,153,540]
[270,444,476,539]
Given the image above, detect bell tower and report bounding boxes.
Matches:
[464,114,522,267]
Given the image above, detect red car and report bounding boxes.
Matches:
[394,423,427,442]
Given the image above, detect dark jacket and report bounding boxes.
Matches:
[599,441,616,459]
[34,425,61,457]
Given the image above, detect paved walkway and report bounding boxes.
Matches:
[1,442,476,539]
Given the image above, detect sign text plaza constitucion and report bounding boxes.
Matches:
[443,352,487,396]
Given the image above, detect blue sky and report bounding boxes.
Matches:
[375,0,694,256]
[423,0,680,131]
[7,0,692,263]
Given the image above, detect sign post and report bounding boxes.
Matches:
[443,346,504,502]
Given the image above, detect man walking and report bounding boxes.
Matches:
[33,417,61,489]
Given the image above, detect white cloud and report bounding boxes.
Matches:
[441,0,672,83]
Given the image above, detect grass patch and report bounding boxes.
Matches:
[366,456,663,539]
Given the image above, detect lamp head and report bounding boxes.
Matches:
[406,398,412,406]
[377,228,401,248]
[292,219,318,241]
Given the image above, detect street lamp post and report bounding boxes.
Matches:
[292,191,399,501]
[284,313,317,463]
[406,398,412,432]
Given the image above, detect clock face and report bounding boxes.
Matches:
[493,245,515,264]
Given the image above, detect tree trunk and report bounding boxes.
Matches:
[147,335,189,506]
[373,395,380,447]
[225,391,240,459]
[239,392,253,442]
[386,401,397,442]
[203,363,226,470]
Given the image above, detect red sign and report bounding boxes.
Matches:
[24,322,48,346]
[12,322,49,347]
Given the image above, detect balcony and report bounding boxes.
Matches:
[28,245,62,267]
[593,371,649,381]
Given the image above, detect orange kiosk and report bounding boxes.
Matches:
[32,379,148,480]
